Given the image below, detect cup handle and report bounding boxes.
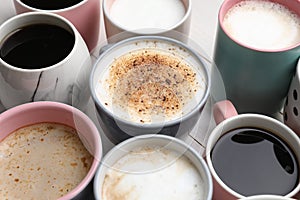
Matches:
[213,100,238,125]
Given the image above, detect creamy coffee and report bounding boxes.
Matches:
[109,0,186,31]
[223,0,300,50]
[101,146,204,200]
[0,123,93,199]
[96,49,204,124]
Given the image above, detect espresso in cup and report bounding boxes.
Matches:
[223,0,300,50]
[20,0,84,10]
[0,23,74,69]
[0,122,93,199]
[211,127,299,196]
[14,0,100,51]
[0,12,92,109]
[205,100,300,199]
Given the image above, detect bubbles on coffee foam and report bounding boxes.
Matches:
[0,123,93,199]
[223,0,300,50]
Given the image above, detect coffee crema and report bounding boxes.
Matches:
[0,24,74,69]
[97,49,202,123]
[102,146,204,200]
[223,0,300,50]
[20,0,84,10]
[0,123,93,199]
[211,127,299,196]
[109,0,186,31]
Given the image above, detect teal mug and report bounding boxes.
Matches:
[213,0,300,115]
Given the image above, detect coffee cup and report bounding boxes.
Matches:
[90,36,210,144]
[93,134,213,200]
[205,100,300,199]
[213,0,300,115]
[102,0,191,42]
[0,12,92,109]
[284,58,300,136]
[0,101,102,199]
[13,0,100,51]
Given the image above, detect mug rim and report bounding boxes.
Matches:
[102,0,192,35]
[0,12,79,73]
[89,35,211,128]
[218,0,300,53]
[14,0,88,13]
[93,134,213,200]
[205,113,300,198]
[0,101,103,200]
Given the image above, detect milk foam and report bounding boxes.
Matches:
[0,123,93,199]
[102,147,204,200]
[223,0,300,50]
[109,0,186,31]
[96,48,205,124]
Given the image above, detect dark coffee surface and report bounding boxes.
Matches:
[20,0,84,10]
[0,24,74,69]
[211,127,299,196]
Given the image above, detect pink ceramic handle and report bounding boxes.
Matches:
[213,100,238,125]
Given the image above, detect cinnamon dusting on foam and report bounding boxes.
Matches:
[102,49,200,123]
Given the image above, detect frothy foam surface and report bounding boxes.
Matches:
[109,0,186,31]
[0,123,93,199]
[223,0,300,50]
[96,49,204,124]
[102,146,204,200]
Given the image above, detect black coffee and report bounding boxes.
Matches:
[0,24,74,69]
[211,127,299,196]
[20,0,84,10]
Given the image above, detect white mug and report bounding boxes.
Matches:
[0,12,92,110]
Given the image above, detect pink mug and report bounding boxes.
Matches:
[205,100,300,200]
[13,0,100,51]
[0,101,102,199]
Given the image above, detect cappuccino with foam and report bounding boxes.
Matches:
[223,0,300,50]
[96,48,205,124]
[101,146,205,200]
[0,123,93,199]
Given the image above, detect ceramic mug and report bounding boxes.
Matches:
[13,0,100,51]
[205,100,300,200]
[0,101,102,200]
[284,58,300,137]
[0,12,92,109]
[213,0,300,115]
[102,0,191,42]
[93,134,213,200]
[90,36,210,144]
